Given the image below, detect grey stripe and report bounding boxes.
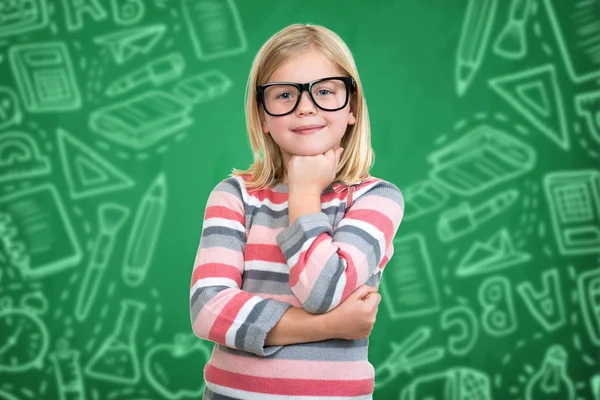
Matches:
[217,177,245,200]
[366,271,381,286]
[242,269,288,283]
[241,278,293,295]
[246,300,291,356]
[217,338,368,361]
[200,226,245,251]
[190,285,230,321]
[276,212,332,253]
[247,202,341,227]
[280,225,331,260]
[234,299,268,350]
[335,225,381,269]
[312,252,346,313]
[363,181,404,207]
[203,387,240,400]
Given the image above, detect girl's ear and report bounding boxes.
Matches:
[347,96,357,125]
[259,106,270,133]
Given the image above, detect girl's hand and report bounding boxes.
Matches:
[324,284,381,340]
[287,147,344,195]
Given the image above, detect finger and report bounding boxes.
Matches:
[353,284,377,299]
[364,293,381,306]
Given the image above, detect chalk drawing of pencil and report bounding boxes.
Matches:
[455,0,498,96]
[122,174,167,286]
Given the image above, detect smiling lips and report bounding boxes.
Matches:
[291,125,325,134]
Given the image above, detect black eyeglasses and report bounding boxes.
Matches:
[256,76,356,116]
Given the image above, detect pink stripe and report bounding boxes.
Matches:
[350,195,403,227]
[194,247,243,271]
[192,288,238,340]
[336,241,371,284]
[209,291,253,343]
[191,263,242,288]
[247,225,281,244]
[206,190,243,210]
[209,349,374,380]
[245,244,286,263]
[291,234,337,302]
[246,187,288,204]
[253,293,300,307]
[290,234,330,287]
[205,364,374,396]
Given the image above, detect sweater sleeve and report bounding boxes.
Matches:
[190,177,292,357]
[276,181,404,314]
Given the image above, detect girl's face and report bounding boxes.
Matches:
[260,48,356,172]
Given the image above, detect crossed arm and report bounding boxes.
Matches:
[190,178,403,355]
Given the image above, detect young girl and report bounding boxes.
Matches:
[190,24,404,399]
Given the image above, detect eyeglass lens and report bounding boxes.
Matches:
[263,78,348,115]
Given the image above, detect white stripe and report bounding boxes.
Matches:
[244,195,289,212]
[286,235,319,267]
[353,181,381,199]
[204,217,245,233]
[207,382,373,400]
[246,259,290,274]
[328,258,347,311]
[322,197,345,209]
[224,296,262,347]
[190,278,237,299]
[244,195,346,212]
[338,218,386,258]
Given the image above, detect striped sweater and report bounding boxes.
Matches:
[190,173,404,399]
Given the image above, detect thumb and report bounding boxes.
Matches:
[335,147,344,166]
[352,284,377,300]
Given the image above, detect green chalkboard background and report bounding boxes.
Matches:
[0,0,599,399]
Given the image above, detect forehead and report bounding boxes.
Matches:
[268,48,342,83]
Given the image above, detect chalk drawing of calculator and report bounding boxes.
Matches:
[544,170,600,255]
[0,0,49,38]
[9,42,82,112]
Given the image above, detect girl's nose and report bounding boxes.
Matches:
[295,91,317,116]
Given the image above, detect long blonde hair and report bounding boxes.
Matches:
[231,23,374,190]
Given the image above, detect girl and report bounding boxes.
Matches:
[190,23,404,399]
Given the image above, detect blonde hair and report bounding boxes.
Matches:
[231,23,374,190]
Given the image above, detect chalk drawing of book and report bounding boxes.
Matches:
[428,124,536,196]
[401,367,491,400]
[89,90,192,150]
[543,0,600,83]
[456,228,530,277]
[380,234,440,319]
[0,0,49,39]
[402,180,449,221]
[0,185,82,279]
[182,0,247,61]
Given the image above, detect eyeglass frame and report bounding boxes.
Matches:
[255,76,357,117]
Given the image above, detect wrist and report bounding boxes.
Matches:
[318,311,338,340]
[288,184,323,197]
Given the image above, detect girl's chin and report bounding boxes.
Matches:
[289,148,332,156]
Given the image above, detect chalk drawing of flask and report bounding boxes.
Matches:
[85,300,145,384]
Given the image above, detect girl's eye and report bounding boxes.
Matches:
[277,92,293,100]
[316,89,333,96]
